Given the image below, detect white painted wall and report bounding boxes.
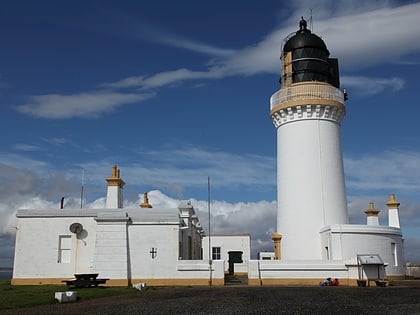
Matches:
[321,224,405,276]
[129,223,179,279]
[13,211,98,279]
[246,224,405,283]
[12,206,213,283]
[202,235,250,274]
[94,212,129,280]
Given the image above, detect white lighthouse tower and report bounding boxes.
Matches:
[270,18,349,260]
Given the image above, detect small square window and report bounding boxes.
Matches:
[212,247,221,260]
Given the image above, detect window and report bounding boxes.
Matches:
[212,247,221,260]
[58,235,72,263]
[391,242,398,266]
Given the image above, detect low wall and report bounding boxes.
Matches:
[248,260,358,286]
[12,261,225,287]
[406,263,420,279]
[131,260,225,286]
[130,260,225,286]
[176,260,225,284]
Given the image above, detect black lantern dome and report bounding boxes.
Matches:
[284,18,328,53]
[282,17,339,88]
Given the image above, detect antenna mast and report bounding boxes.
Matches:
[80,168,85,209]
[208,176,212,286]
[310,8,313,31]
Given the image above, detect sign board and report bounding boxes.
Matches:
[357,254,383,265]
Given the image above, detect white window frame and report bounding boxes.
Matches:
[212,246,221,260]
[58,235,72,263]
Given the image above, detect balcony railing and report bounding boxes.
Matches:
[270,83,344,110]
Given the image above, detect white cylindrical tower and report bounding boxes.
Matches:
[270,18,349,260]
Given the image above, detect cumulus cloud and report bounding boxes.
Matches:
[2,187,418,266]
[0,144,276,234]
[0,162,82,238]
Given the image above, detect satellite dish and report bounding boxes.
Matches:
[69,223,83,234]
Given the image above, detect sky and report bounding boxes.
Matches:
[1,0,420,267]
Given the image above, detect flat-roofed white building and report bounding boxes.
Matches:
[12,165,224,286]
[202,234,250,275]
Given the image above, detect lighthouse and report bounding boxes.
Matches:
[270,18,349,260]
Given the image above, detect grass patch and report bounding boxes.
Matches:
[0,279,138,310]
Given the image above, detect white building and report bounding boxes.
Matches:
[247,18,405,286]
[202,234,250,275]
[12,165,225,286]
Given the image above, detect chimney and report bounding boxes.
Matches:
[105,165,125,208]
[386,194,401,228]
[140,192,152,208]
[364,202,380,226]
[271,232,282,260]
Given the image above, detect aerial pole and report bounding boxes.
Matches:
[309,8,313,31]
[80,168,85,209]
[208,176,212,286]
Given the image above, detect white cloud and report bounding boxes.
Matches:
[16,91,154,119]
[0,154,49,173]
[138,27,236,57]
[78,145,277,198]
[213,2,420,75]
[344,150,420,192]
[41,137,71,145]
[36,147,275,206]
[101,2,420,96]
[15,2,420,120]
[101,68,224,90]
[1,144,420,266]
[321,3,420,70]
[110,14,236,58]
[341,76,404,96]
[12,144,42,152]
[1,187,418,266]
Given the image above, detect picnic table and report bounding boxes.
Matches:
[62,273,109,288]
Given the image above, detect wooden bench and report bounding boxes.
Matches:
[62,273,109,288]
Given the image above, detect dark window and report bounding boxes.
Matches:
[212,247,221,260]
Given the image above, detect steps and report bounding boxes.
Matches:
[225,274,248,286]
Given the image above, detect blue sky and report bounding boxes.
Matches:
[1,0,420,266]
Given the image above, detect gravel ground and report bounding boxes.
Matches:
[1,285,420,315]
